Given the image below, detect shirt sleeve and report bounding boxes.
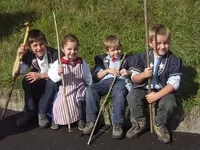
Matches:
[167,75,181,90]
[82,60,92,86]
[48,60,61,83]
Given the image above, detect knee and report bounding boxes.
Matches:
[160,94,177,111]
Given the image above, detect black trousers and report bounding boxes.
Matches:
[22,78,59,114]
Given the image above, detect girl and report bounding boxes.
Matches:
[48,34,92,130]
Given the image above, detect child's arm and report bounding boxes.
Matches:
[96,68,120,79]
[12,44,29,77]
[132,67,152,84]
[146,84,175,103]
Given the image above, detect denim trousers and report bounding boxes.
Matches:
[85,78,128,124]
[22,78,59,115]
[126,88,177,125]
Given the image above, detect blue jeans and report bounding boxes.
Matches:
[22,78,59,115]
[85,78,128,124]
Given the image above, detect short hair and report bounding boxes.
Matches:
[149,24,170,42]
[27,29,47,45]
[104,35,122,51]
[61,34,79,48]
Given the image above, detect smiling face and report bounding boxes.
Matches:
[149,34,170,57]
[106,46,122,59]
[62,41,78,60]
[29,41,47,59]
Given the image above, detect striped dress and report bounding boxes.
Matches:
[52,62,86,125]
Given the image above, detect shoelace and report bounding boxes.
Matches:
[114,124,122,131]
[159,125,168,134]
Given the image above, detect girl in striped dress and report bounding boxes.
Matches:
[48,34,92,130]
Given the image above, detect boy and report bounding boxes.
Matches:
[126,24,183,143]
[82,35,132,139]
[12,29,59,128]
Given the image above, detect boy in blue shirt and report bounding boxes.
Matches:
[82,35,132,139]
[126,24,183,143]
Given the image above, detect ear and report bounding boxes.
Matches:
[149,41,153,48]
[61,48,65,53]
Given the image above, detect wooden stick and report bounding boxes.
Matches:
[53,11,71,132]
[87,53,127,145]
[144,0,154,133]
[2,22,30,119]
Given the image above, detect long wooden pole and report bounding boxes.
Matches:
[144,0,154,133]
[53,11,71,132]
[2,22,30,119]
[87,53,127,145]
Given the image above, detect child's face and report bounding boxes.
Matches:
[30,41,47,59]
[106,46,122,59]
[149,35,170,57]
[62,41,78,60]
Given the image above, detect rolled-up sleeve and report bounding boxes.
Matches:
[167,75,181,91]
[48,60,61,83]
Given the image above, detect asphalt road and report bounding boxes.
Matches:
[0,109,200,150]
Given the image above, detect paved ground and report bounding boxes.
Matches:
[0,109,200,150]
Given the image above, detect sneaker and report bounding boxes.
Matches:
[38,113,49,128]
[78,119,86,130]
[154,123,170,144]
[126,118,147,139]
[112,124,123,139]
[82,122,94,135]
[51,121,60,130]
[16,110,36,127]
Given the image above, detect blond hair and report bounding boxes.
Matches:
[104,35,122,51]
[149,24,170,42]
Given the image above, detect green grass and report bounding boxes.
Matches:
[0,0,199,111]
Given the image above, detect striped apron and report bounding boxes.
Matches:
[52,63,86,125]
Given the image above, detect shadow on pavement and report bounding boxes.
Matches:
[0,110,38,141]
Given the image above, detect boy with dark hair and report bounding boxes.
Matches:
[13,29,59,128]
[126,24,183,143]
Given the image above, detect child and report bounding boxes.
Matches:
[48,34,92,130]
[13,29,59,128]
[82,35,132,139]
[126,24,183,143]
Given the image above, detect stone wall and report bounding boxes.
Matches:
[0,89,200,134]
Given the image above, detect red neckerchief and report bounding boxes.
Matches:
[60,57,82,65]
[111,58,117,62]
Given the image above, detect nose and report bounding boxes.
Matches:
[160,43,165,49]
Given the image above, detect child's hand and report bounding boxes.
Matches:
[120,69,130,77]
[107,68,120,76]
[58,66,64,76]
[17,44,28,57]
[143,67,152,78]
[146,92,159,103]
[26,72,41,83]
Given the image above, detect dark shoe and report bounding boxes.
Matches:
[16,110,36,127]
[82,122,94,135]
[38,113,50,128]
[51,121,60,130]
[154,123,170,144]
[126,118,147,139]
[112,123,123,139]
[78,119,86,130]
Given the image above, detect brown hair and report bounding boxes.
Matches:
[61,34,79,48]
[104,35,122,51]
[27,29,47,46]
[149,24,170,42]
